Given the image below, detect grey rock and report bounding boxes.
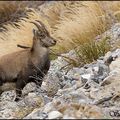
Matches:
[80,62,109,84]
[63,116,76,119]
[0,90,15,101]
[24,93,44,107]
[24,110,48,119]
[43,102,55,113]
[48,111,63,119]
[90,63,109,83]
[44,74,60,97]
[22,82,37,96]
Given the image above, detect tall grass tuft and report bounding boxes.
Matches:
[75,36,111,65]
[0,1,45,31]
[39,1,120,54]
[0,1,119,59]
[59,36,111,70]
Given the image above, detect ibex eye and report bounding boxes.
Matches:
[40,34,45,38]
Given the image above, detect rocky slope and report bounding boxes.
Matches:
[0,23,120,119]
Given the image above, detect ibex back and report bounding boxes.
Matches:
[0,20,56,101]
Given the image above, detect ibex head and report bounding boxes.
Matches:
[31,20,56,47]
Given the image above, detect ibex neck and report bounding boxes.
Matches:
[30,45,49,66]
[31,40,49,58]
[31,39,41,52]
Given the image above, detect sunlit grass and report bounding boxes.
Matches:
[39,1,120,54]
[40,1,118,67]
[0,1,119,59]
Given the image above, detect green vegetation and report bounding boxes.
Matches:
[75,36,111,65]
[59,36,111,70]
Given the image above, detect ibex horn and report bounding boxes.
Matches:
[35,20,47,30]
[30,21,41,31]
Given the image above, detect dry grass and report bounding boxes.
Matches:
[75,36,111,65]
[0,2,50,57]
[39,1,120,54]
[0,1,44,29]
[55,36,111,69]
[0,1,120,59]
[38,1,108,53]
[0,9,37,56]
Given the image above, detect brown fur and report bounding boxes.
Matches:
[0,20,56,101]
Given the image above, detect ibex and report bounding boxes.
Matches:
[0,20,56,101]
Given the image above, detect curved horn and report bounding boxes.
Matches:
[35,20,47,30]
[30,21,41,30]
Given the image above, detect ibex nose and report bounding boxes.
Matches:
[52,38,57,45]
[54,39,56,44]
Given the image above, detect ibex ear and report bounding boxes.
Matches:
[33,29,37,36]
[31,29,37,51]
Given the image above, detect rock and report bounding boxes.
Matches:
[62,82,72,89]
[44,74,60,97]
[42,95,53,104]
[90,69,120,100]
[83,105,106,119]
[103,106,120,119]
[100,67,120,86]
[48,55,68,75]
[66,67,85,79]
[0,108,15,119]
[43,102,55,113]
[0,101,20,119]
[80,62,109,86]
[104,51,112,62]
[23,108,48,119]
[0,90,15,101]
[100,23,120,49]
[48,111,63,119]
[69,90,92,104]
[24,93,44,107]
[56,102,105,119]
[63,115,76,119]
[22,82,37,96]
[81,74,91,84]
[109,58,120,71]
[0,82,16,94]
[90,63,109,83]
[111,49,120,58]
